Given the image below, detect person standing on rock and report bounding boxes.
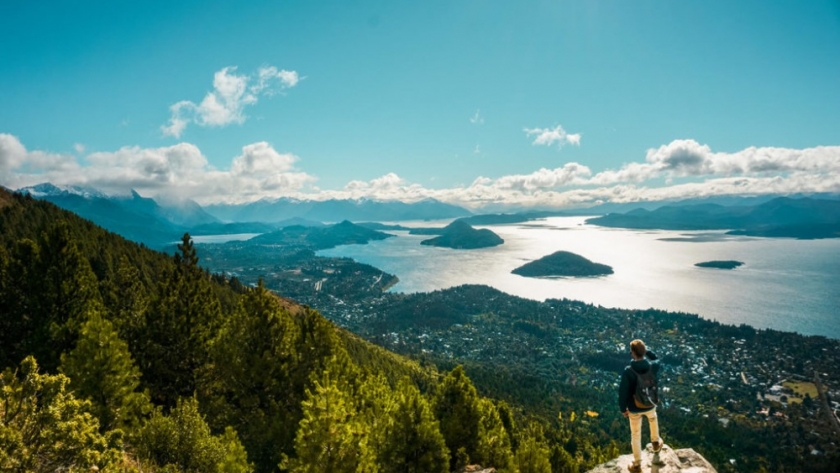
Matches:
[619,339,663,473]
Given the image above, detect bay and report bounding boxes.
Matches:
[318,217,840,339]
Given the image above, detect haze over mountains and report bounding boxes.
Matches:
[14,183,472,247]
[12,182,840,248]
[587,196,840,239]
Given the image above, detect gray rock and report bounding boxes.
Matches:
[587,443,717,473]
[458,466,495,473]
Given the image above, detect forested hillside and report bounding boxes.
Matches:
[0,188,610,472]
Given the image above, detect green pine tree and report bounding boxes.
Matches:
[0,224,104,371]
[135,397,252,473]
[139,233,223,407]
[514,422,552,473]
[549,444,578,473]
[0,356,120,471]
[202,280,301,472]
[282,360,375,473]
[103,255,150,353]
[376,377,449,473]
[0,239,44,369]
[60,310,151,432]
[38,222,104,364]
[476,398,516,472]
[434,365,483,471]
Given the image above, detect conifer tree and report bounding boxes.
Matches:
[0,245,15,368]
[103,255,150,352]
[434,365,483,470]
[0,239,42,369]
[38,222,104,362]
[375,377,449,473]
[60,310,150,432]
[282,358,375,473]
[139,233,223,407]
[203,280,301,472]
[497,400,518,450]
[135,397,252,473]
[476,398,516,472]
[514,423,552,473]
[0,224,104,371]
[0,356,119,471]
[549,444,578,473]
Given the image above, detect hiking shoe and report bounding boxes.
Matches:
[652,439,662,453]
[627,463,642,473]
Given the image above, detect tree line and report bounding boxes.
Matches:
[0,189,596,472]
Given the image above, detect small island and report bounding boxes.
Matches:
[695,260,744,270]
[512,251,613,277]
[420,220,504,249]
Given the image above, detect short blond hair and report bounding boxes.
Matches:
[630,339,646,358]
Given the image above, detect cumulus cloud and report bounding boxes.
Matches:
[231,142,297,176]
[0,134,315,204]
[3,134,840,210]
[492,163,592,191]
[587,139,840,185]
[161,65,301,138]
[524,125,582,149]
[0,134,80,188]
[0,133,26,175]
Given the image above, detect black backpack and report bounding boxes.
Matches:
[631,366,659,409]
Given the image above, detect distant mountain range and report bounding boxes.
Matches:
[13,183,840,247]
[17,183,218,247]
[204,197,471,223]
[586,197,840,239]
[12,183,473,248]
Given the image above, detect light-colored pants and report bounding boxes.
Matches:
[629,408,660,464]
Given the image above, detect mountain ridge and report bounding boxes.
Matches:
[586,196,840,238]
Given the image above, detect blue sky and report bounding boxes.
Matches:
[1,0,839,209]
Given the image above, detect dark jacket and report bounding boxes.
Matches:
[618,350,659,413]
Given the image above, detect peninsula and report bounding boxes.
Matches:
[512,250,614,277]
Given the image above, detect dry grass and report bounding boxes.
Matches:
[783,380,819,401]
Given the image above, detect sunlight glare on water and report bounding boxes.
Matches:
[318,217,840,339]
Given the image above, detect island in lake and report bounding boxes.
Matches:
[695,260,744,270]
[420,220,504,249]
[512,250,614,277]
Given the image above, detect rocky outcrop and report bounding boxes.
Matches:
[587,443,716,473]
[458,466,495,473]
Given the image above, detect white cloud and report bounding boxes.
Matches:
[492,164,592,191]
[74,143,85,154]
[0,135,315,204]
[161,65,301,138]
[524,125,582,149]
[231,141,297,176]
[3,134,840,210]
[0,133,26,176]
[470,109,484,125]
[342,173,426,200]
[0,134,80,189]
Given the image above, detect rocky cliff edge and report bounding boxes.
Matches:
[587,443,717,473]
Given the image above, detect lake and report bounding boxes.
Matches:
[318,217,840,339]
